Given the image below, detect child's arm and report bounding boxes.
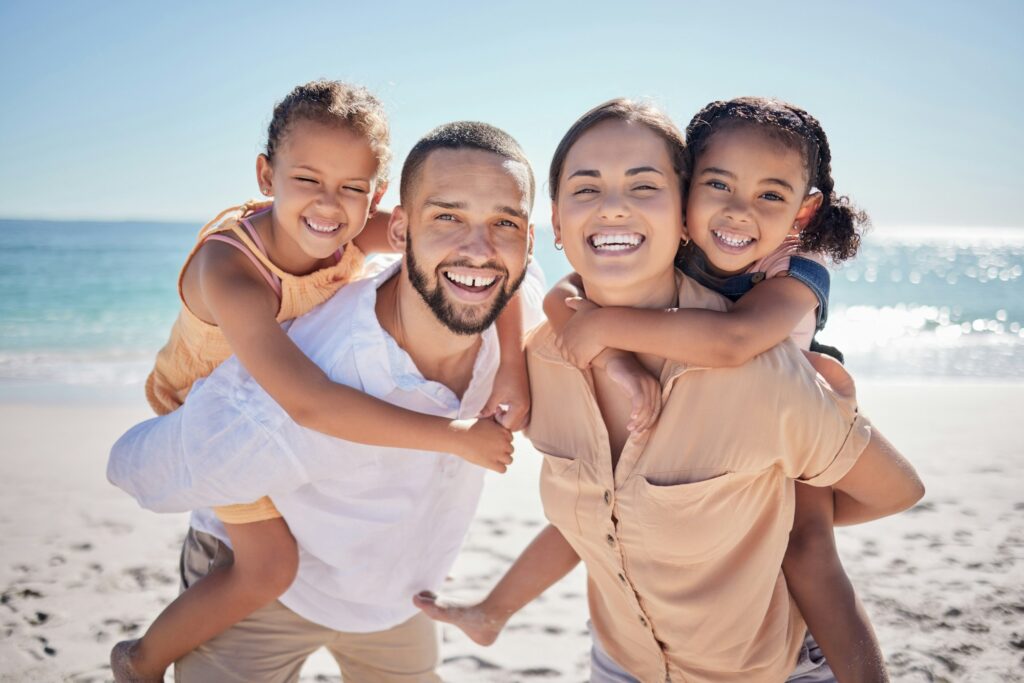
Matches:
[783,486,889,683]
[543,274,661,432]
[189,241,514,473]
[558,276,819,369]
[352,208,394,254]
[830,427,925,525]
[477,293,532,431]
[413,524,580,645]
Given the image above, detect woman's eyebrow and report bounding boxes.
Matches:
[625,166,664,176]
[567,169,600,180]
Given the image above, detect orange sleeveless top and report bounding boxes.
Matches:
[144,200,365,523]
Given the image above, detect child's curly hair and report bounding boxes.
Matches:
[683,97,867,262]
[264,80,391,187]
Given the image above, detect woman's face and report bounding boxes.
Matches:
[553,119,682,307]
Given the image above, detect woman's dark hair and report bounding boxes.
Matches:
[548,98,686,201]
[684,97,867,262]
[264,80,391,186]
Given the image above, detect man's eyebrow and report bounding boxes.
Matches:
[567,169,600,180]
[423,199,467,210]
[625,166,664,177]
[496,205,528,220]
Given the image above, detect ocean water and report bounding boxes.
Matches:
[1,219,1022,399]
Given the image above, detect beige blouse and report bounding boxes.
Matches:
[525,272,872,683]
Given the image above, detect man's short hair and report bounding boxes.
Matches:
[399,121,535,208]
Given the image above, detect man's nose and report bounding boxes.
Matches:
[459,222,499,261]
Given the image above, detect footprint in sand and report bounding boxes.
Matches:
[442,654,500,670]
[514,666,561,677]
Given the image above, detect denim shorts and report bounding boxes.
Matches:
[589,628,834,683]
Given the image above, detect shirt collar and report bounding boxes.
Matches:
[349,258,499,418]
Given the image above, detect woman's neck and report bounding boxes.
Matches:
[583,269,679,310]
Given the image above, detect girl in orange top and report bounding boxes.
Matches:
[415,99,924,681]
[112,81,530,682]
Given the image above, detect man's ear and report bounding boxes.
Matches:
[256,154,274,196]
[369,181,388,216]
[388,206,409,252]
[794,192,824,231]
[527,223,535,258]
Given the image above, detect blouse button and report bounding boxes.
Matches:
[605,534,615,547]
[618,572,627,583]
[639,615,648,627]
[603,490,612,505]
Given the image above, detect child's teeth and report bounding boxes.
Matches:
[714,230,752,247]
[305,218,339,233]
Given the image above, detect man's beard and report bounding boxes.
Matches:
[405,234,526,336]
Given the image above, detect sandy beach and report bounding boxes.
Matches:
[1,381,1021,682]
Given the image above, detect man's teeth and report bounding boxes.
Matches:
[589,233,644,250]
[713,230,753,247]
[304,217,341,233]
[445,272,497,288]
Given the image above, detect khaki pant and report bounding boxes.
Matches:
[174,528,442,683]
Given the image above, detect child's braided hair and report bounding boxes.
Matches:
[683,97,867,262]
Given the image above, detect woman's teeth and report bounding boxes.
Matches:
[304,217,341,234]
[445,272,497,288]
[589,233,644,251]
[713,230,753,247]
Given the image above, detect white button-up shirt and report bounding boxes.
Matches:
[108,258,545,632]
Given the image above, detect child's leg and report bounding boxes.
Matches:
[111,517,298,682]
[783,484,888,683]
[414,524,579,645]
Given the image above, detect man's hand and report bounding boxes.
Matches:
[448,418,514,473]
[555,297,606,369]
[478,353,531,432]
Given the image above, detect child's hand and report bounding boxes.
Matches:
[801,350,857,403]
[448,418,514,473]
[602,352,663,433]
[413,591,506,646]
[479,354,531,432]
[555,297,606,368]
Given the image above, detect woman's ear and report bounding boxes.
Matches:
[256,154,274,196]
[794,192,824,231]
[551,205,562,248]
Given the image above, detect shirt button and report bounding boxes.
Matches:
[605,534,615,547]
[639,615,648,627]
[603,490,612,505]
[618,572,627,583]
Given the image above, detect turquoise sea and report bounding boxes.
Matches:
[1,219,1022,400]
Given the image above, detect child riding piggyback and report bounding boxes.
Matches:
[112,80,531,682]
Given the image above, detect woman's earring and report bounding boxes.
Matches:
[680,237,690,247]
[554,238,564,251]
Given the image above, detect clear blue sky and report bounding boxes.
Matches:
[1,0,1021,228]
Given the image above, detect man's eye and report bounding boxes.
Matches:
[436,213,458,221]
[497,219,519,228]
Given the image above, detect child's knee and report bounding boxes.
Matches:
[226,520,299,598]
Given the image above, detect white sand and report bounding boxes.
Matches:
[0,381,1021,682]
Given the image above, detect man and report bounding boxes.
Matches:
[108,121,542,682]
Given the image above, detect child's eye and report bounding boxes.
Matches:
[760,192,784,202]
[705,180,728,191]
[295,177,317,184]
[343,185,368,194]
